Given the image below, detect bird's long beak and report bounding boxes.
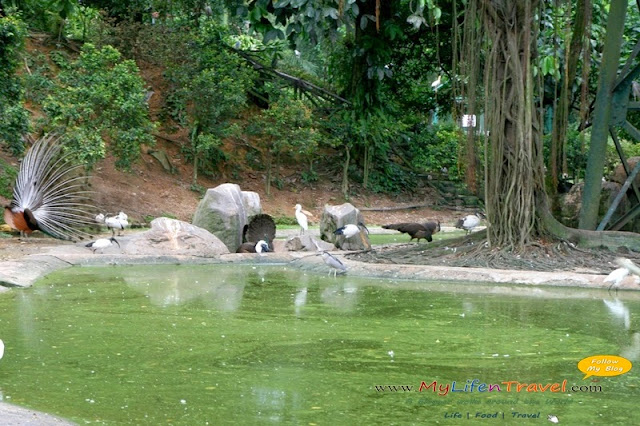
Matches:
[112,238,121,248]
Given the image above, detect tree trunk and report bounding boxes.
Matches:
[342,146,350,198]
[266,153,272,196]
[579,0,627,229]
[460,0,479,194]
[550,0,589,192]
[191,126,200,187]
[482,0,544,250]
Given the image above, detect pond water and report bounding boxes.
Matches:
[0,264,638,425]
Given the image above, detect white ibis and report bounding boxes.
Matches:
[255,240,269,254]
[104,212,129,236]
[455,212,484,234]
[334,222,369,239]
[295,204,312,235]
[236,240,270,254]
[86,237,120,253]
[3,135,95,241]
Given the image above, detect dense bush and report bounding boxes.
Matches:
[0,15,30,155]
[248,94,319,194]
[409,121,464,179]
[43,43,155,169]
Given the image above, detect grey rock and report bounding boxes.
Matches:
[320,203,371,250]
[242,191,262,220]
[192,183,248,252]
[120,217,229,257]
[285,235,334,252]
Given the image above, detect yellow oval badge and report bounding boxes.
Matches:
[577,355,632,380]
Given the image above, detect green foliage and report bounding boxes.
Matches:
[43,43,155,169]
[249,95,319,192]
[164,22,254,178]
[23,52,56,103]
[0,157,18,200]
[409,121,464,179]
[366,161,417,194]
[0,15,29,155]
[272,215,299,226]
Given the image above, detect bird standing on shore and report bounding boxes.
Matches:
[455,212,484,234]
[295,204,313,235]
[3,135,95,241]
[382,220,440,243]
[86,237,120,253]
[604,258,640,292]
[334,222,369,239]
[103,212,129,236]
[236,239,270,254]
[319,251,347,277]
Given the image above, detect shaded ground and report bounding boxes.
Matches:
[348,229,638,275]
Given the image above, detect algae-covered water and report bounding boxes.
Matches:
[0,264,638,425]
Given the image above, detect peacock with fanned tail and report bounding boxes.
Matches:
[3,135,96,241]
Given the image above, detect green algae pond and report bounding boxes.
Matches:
[0,264,638,425]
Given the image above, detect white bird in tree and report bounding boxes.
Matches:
[85,237,120,254]
[295,204,313,235]
[431,75,442,91]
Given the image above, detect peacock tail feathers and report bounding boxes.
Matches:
[7,135,96,241]
[244,214,276,245]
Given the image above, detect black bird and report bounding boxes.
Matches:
[382,220,440,243]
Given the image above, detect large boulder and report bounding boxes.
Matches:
[611,156,640,187]
[242,191,262,220]
[285,235,334,252]
[122,217,229,256]
[558,181,630,229]
[319,203,371,250]
[192,183,260,252]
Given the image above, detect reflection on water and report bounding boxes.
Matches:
[0,264,638,425]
